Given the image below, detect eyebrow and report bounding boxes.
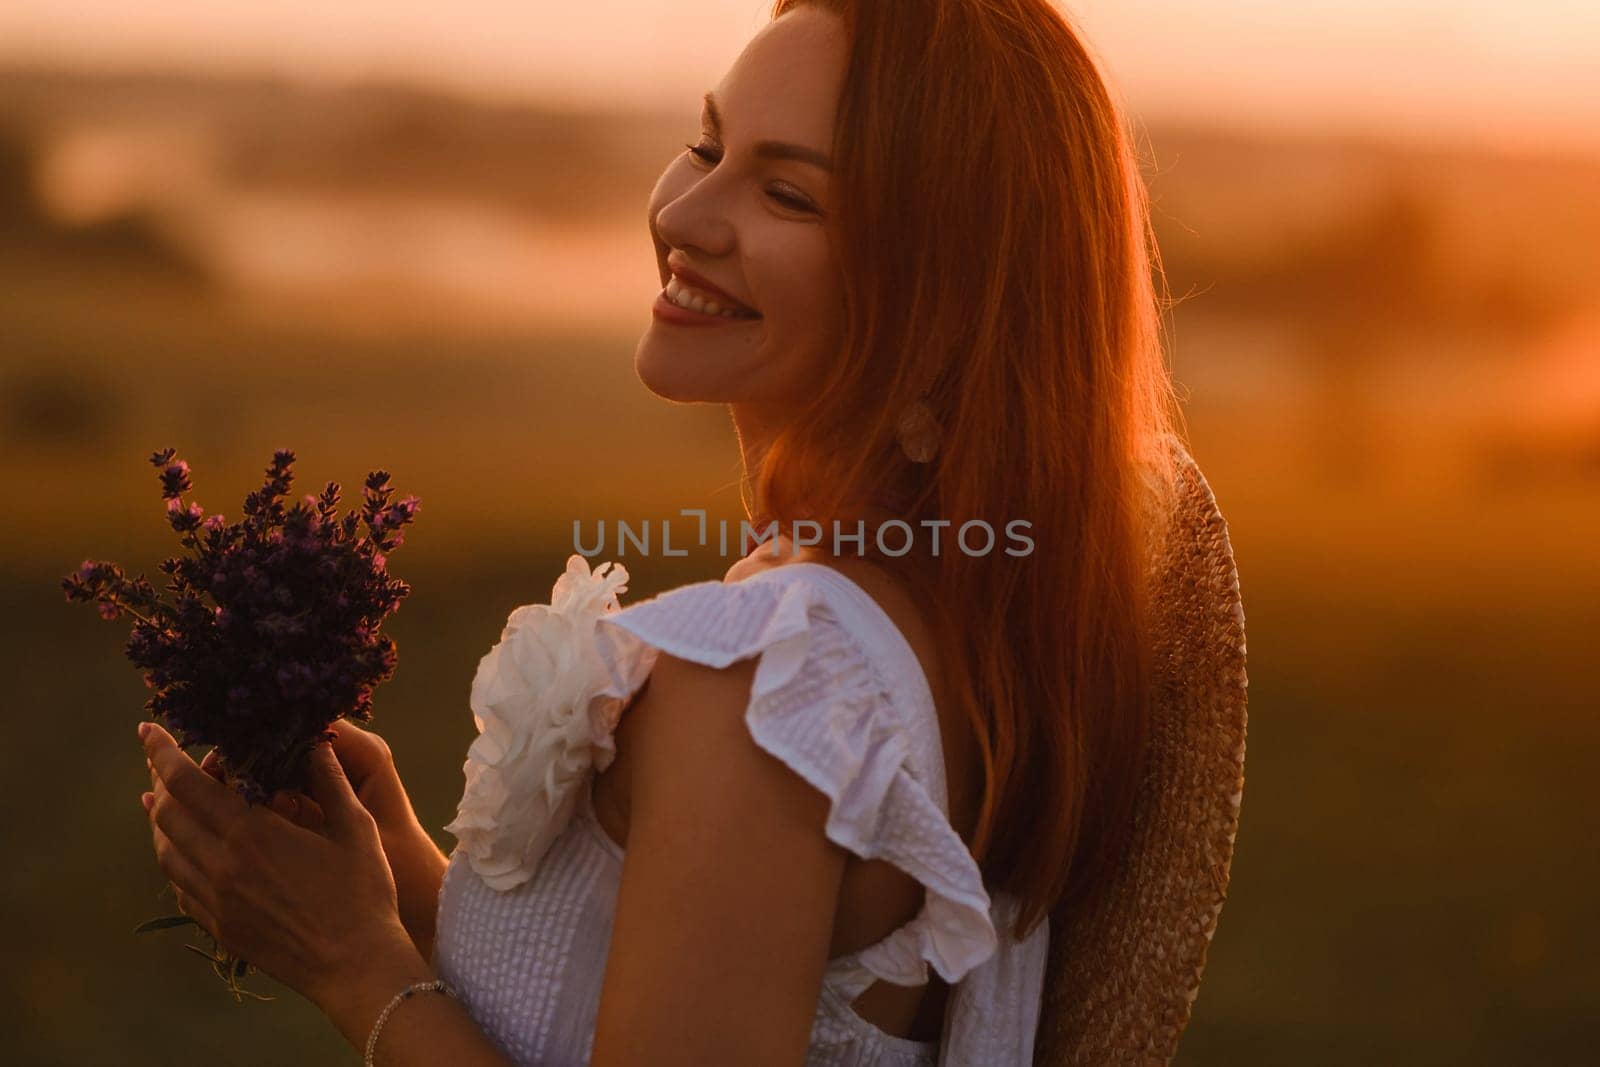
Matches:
[703,91,833,174]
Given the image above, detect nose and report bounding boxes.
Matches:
[652,161,739,264]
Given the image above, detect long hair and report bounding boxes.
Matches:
[757,0,1187,940]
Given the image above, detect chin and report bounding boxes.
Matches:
[632,333,718,403]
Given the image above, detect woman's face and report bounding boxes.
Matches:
[636,6,846,419]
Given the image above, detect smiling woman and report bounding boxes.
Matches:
[432,0,1188,1062]
[135,2,1208,1065]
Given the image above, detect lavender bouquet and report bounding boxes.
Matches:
[62,447,419,998]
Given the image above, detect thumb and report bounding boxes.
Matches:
[302,740,368,840]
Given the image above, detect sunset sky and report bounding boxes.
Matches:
[2,0,1597,154]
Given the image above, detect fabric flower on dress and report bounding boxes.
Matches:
[444,554,631,891]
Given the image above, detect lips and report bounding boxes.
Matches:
[666,263,761,317]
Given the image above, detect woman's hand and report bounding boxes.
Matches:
[195,719,451,962]
[139,722,424,1008]
[199,719,409,832]
[198,747,330,829]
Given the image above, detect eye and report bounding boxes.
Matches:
[685,141,719,165]
[767,185,817,211]
[683,141,818,214]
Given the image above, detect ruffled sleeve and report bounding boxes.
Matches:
[590,567,1001,988]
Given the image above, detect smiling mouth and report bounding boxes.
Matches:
[664,275,762,319]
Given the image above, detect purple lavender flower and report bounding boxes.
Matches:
[62,447,420,804]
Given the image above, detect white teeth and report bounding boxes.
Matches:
[666,275,754,319]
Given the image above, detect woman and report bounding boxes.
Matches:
[138,1,1185,1063]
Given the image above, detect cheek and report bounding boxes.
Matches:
[796,263,844,341]
[753,236,844,381]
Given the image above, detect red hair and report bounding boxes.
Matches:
[758,0,1187,940]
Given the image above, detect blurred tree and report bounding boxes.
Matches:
[0,124,50,236]
[0,122,211,286]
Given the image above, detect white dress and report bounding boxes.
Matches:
[432,561,1050,1065]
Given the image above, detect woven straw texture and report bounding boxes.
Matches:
[1032,435,1249,1066]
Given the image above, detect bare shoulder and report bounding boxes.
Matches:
[596,632,833,856]
[622,649,828,830]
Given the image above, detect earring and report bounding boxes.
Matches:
[895,398,941,463]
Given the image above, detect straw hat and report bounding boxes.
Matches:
[1032,433,1250,1065]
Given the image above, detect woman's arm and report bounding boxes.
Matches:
[313,938,516,1067]
[380,817,450,963]
[588,652,848,1067]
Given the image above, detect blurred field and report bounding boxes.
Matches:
[2,66,1597,1066]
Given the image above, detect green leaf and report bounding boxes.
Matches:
[133,914,198,934]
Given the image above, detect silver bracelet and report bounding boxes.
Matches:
[364,978,458,1066]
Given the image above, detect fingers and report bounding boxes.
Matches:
[301,741,367,841]
[142,724,329,837]
[192,746,325,830]
[148,771,224,876]
[141,723,245,835]
[268,791,298,820]
[325,719,394,788]
[148,812,220,937]
[270,790,327,831]
[172,885,221,946]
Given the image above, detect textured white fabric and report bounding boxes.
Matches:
[433,562,1049,1065]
